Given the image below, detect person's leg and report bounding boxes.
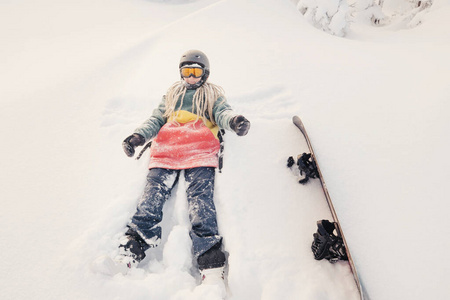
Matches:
[122,168,179,262]
[184,167,226,270]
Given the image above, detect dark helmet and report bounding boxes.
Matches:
[179,50,210,89]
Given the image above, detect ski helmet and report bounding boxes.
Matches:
[179,50,210,89]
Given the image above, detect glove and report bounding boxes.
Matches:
[122,133,145,157]
[230,115,250,136]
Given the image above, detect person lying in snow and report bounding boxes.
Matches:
[117,50,250,281]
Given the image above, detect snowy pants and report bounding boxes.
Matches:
[128,167,222,259]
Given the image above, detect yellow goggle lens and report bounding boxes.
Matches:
[180,67,204,78]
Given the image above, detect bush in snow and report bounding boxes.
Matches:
[352,0,386,26]
[352,0,433,28]
[293,0,351,37]
[402,0,434,28]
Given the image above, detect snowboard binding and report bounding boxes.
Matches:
[311,220,348,263]
[287,153,319,184]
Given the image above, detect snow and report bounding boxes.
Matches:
[1,0,449,299]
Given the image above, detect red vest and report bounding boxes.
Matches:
[148,111,220,170]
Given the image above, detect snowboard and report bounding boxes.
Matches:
[291,115,368,300]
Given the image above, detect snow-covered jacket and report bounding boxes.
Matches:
[134,88,238,170]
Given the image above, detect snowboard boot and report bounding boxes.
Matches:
[90,230,148,276]
[197,243,227,298]
[311,219,348,263]
[197,243,226,270]
[200,266,225,284]
[196,266,227,299]
[90,236,143,276]
[115,237,144,267]
[115,229,148,267]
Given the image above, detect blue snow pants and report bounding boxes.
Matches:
[128,167,222,259]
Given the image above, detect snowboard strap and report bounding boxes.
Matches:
[218,129,225,173]
[287,153,319,184]
[136,141,152,160]
[297,153,319,184]
[311,220,348,263]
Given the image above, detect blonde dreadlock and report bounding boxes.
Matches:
[163,81,225,126]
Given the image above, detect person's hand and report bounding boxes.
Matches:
[230,115,250,136]
[122,133,145,157]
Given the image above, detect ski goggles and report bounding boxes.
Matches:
[180,67,204,78]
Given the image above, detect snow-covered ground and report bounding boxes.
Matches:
[1,0,449,299]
